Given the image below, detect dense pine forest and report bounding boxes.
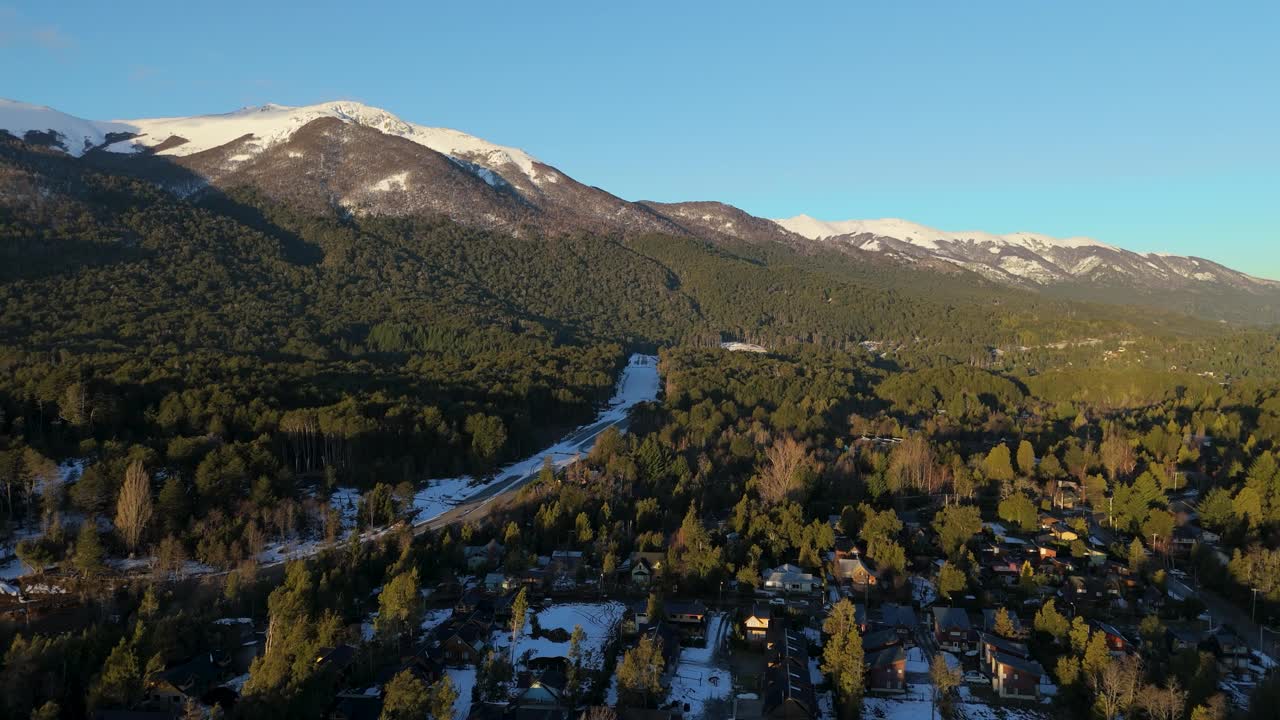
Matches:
[2,133,1280,720]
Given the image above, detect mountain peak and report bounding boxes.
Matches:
[93,100,545,183]
[773,215,1113,252]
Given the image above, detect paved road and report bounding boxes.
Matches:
[415,415,636,533]
[1197,584,1280,658]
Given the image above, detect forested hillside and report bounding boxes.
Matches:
[3,130,1280,720]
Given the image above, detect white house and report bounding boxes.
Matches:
[762,563,820,594]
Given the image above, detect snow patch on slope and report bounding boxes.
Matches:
[773,215,1112,251]
[371,171,409,192]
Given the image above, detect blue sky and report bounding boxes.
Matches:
[4,1,1278,277]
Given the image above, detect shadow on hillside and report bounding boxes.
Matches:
[0,135,325,276]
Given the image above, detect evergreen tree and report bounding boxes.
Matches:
[1034,599,1069,641]
[998,493,1038,532]
[993,607,1016,638]
[376,568,422,643]
[938,563,967,599]
[822,599,865,718]
[616,634,666,707]
[89,639,140,709]
[381,669,431,720]
[1070,616,1092,654]
[565,624,586,708]
[1016,440,1036,477]
[1083,631,1112,676]
[1129,537,1148,574]
[428,675,458,720]
[934,504,982,557]
[75,519,106,576]
[983,444,1016,483]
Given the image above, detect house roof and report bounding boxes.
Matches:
[763,662,816,717]
[665,599,707,616]
[746,601,772,622]
[1090,621,1128,642]
[157,652,220,693]
[764,567,818,585]
[992,652,1045,677]
[767,626,809,665]
[315,644,357,672]
[976,631,1029,658]
[880,603,917,628]
[867,645,906,669]
[932,607,970,631]
[862,629,901,652]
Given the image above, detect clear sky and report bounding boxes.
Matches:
[4,1,1278,277]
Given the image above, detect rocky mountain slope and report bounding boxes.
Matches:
[3,97,1277,324]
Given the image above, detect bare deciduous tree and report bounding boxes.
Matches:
[115,460,153,554]
[1139,679,1188,720]
[1100,432,1137,480]
[1091,654,1142,720]
[888,434,939,493]
[757,437,810,505]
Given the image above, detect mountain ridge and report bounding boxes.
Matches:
[3,96,1278,324]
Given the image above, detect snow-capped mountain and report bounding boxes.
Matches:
[2,97,1277,323]
[0,99,134,156]
[773,214,1278,293]
[0,97,691,237]
[101,100,557,188]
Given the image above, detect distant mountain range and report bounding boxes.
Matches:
[2,97,1277,324]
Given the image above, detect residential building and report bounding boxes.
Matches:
[866,646,907,694]
[763,563,821,595]
[744,601,772,645]
[932,607,972,653]
[990,653,1047,700]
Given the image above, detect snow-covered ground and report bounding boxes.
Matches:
[329,487,362,533]
[447,667,477,720]
[667,612,733,720]
[421,607,454,634]
[720,342,766,353]
[493,601,625,669]
[0,458,90,580]
[910,577,937,607]
[864,659,1051,720]
[412,354,659,524]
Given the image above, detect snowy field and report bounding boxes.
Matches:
[668,612,733,720]
[447,667,477,719]
[492,601,625,669]
[412,354,659,523]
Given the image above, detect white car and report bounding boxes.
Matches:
[963,671,986,684]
